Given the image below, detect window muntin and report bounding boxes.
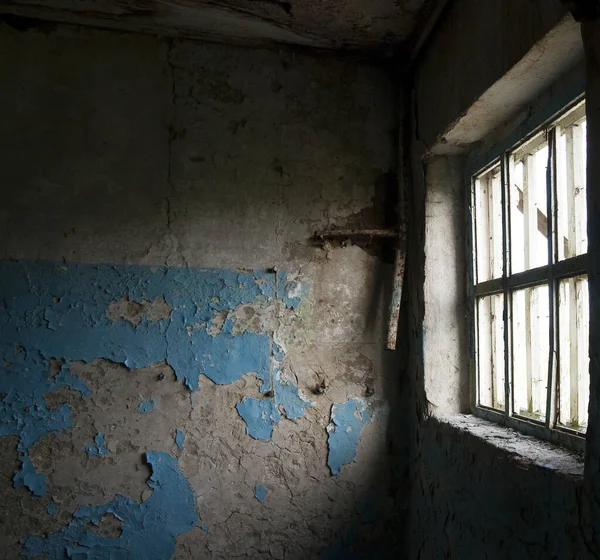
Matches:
[476,293,505,411]
[472,99,588,443]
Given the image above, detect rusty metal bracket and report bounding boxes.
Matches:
[314,228,398,239]
[560,0,600,21]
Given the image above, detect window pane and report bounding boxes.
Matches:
[477,294,505,410]
[558,275,589,432]
[512,285,550,422]
[510,132,549,274]
[474,165,503,283]
[556,102,587,261]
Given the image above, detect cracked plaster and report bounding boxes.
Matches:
[0,21,400,559]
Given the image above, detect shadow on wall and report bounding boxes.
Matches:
[0,19,403,559]
[0,258,407,559]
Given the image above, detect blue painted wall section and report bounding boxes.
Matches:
[138,400,156,413]
[22,451,198,560]
[276,271,306,309]
[236,398,280,440]
[327,398,372,476]
[46,501,58,516]
[0,259,318,557]
[1,355,89,496]
[0,260,282,495]
[235,342,312,440]
[175,429,185,450]
[85,432,109,457]
[255,484,267,502]
[272,344,311,421]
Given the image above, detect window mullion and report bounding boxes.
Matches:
[501,153,512,419]
[546,128,558,428]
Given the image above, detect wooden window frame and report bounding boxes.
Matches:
[468,98,588,452]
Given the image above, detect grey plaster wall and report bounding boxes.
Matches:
[415,0,576,151]
[0,22,403,559]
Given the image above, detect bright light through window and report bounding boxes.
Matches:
[472,99,589,442]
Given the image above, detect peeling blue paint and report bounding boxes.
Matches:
[1,350,83,496]
[274,370,311,420]
[237,342,311,438]
[0,260,283,494]
[236,398,280,440]
[255,484,267,502]
[138,400,155,414]
[276,272,306,309]
[13,453,46,497]
[85,432,109,457]
[175,429,185,450]
[22,451,198,559]
[272,343,311,421]
[54,363,93,398]
[256,369,271,392]
[46,501,58,515]
[327,398,372,476]
[200,524,209,532]
[272,342,285,362]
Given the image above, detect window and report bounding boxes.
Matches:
[471,99,588,447]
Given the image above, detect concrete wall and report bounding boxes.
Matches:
[0,22,403,559]
[415,0,574,150]
[406,1,596,558]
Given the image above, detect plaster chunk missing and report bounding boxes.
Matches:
[87,513,124,539]
[207,310,228,336]
[106,296,172,326]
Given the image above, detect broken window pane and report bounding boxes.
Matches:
[556,102,587,261]
[474,165,503,283]
[512,285,550,422]
[477,293,505,411]
[510,132,549,274]
[558,274,589,432]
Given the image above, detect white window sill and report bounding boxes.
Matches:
[432,413,584,479]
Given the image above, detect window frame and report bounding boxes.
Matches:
[466,90,588,453]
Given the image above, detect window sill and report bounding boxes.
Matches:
[433,413,585,480]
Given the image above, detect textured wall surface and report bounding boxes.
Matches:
[0,22,403,559]
[415,0,571,149]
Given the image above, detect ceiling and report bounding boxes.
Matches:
[0,0,432,54]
